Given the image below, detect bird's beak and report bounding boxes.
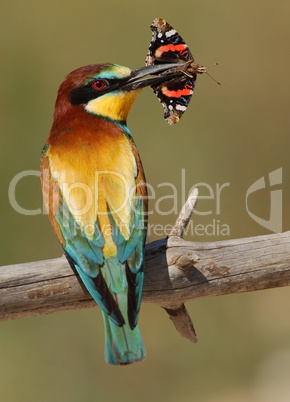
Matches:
[123,63,183,91]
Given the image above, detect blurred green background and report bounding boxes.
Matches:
[1,0,290,401]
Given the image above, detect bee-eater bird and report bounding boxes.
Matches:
[41,62,182,365]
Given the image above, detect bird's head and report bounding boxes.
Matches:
[53,62,181,126]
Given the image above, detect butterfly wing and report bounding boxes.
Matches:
[152,76,195,125]
[146,18,193,65]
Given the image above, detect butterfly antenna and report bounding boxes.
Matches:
[206,71,221,85]
[206,62,221,85]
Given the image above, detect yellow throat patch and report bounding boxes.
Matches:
[85,89,141,122]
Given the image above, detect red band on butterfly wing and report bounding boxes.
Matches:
[155,44,188,58]
[162,84,192,98]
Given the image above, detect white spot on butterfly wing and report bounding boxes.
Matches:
[176,104,187,111]
[165,29,176,38]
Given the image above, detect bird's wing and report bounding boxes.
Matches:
[41,151,125,326]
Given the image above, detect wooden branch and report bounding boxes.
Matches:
[162,187,199,343]
[1,188,290,343]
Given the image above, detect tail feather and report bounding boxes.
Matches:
[126,264,144,330]
[101,260,145,364]
[103,312,145,365]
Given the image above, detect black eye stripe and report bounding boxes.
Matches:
[69,78,128,105]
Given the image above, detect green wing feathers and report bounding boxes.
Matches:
[55,190,146,364]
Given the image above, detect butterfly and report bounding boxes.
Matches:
[146,18,207,125]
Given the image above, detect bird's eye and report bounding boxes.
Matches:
[92,80,106,90]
